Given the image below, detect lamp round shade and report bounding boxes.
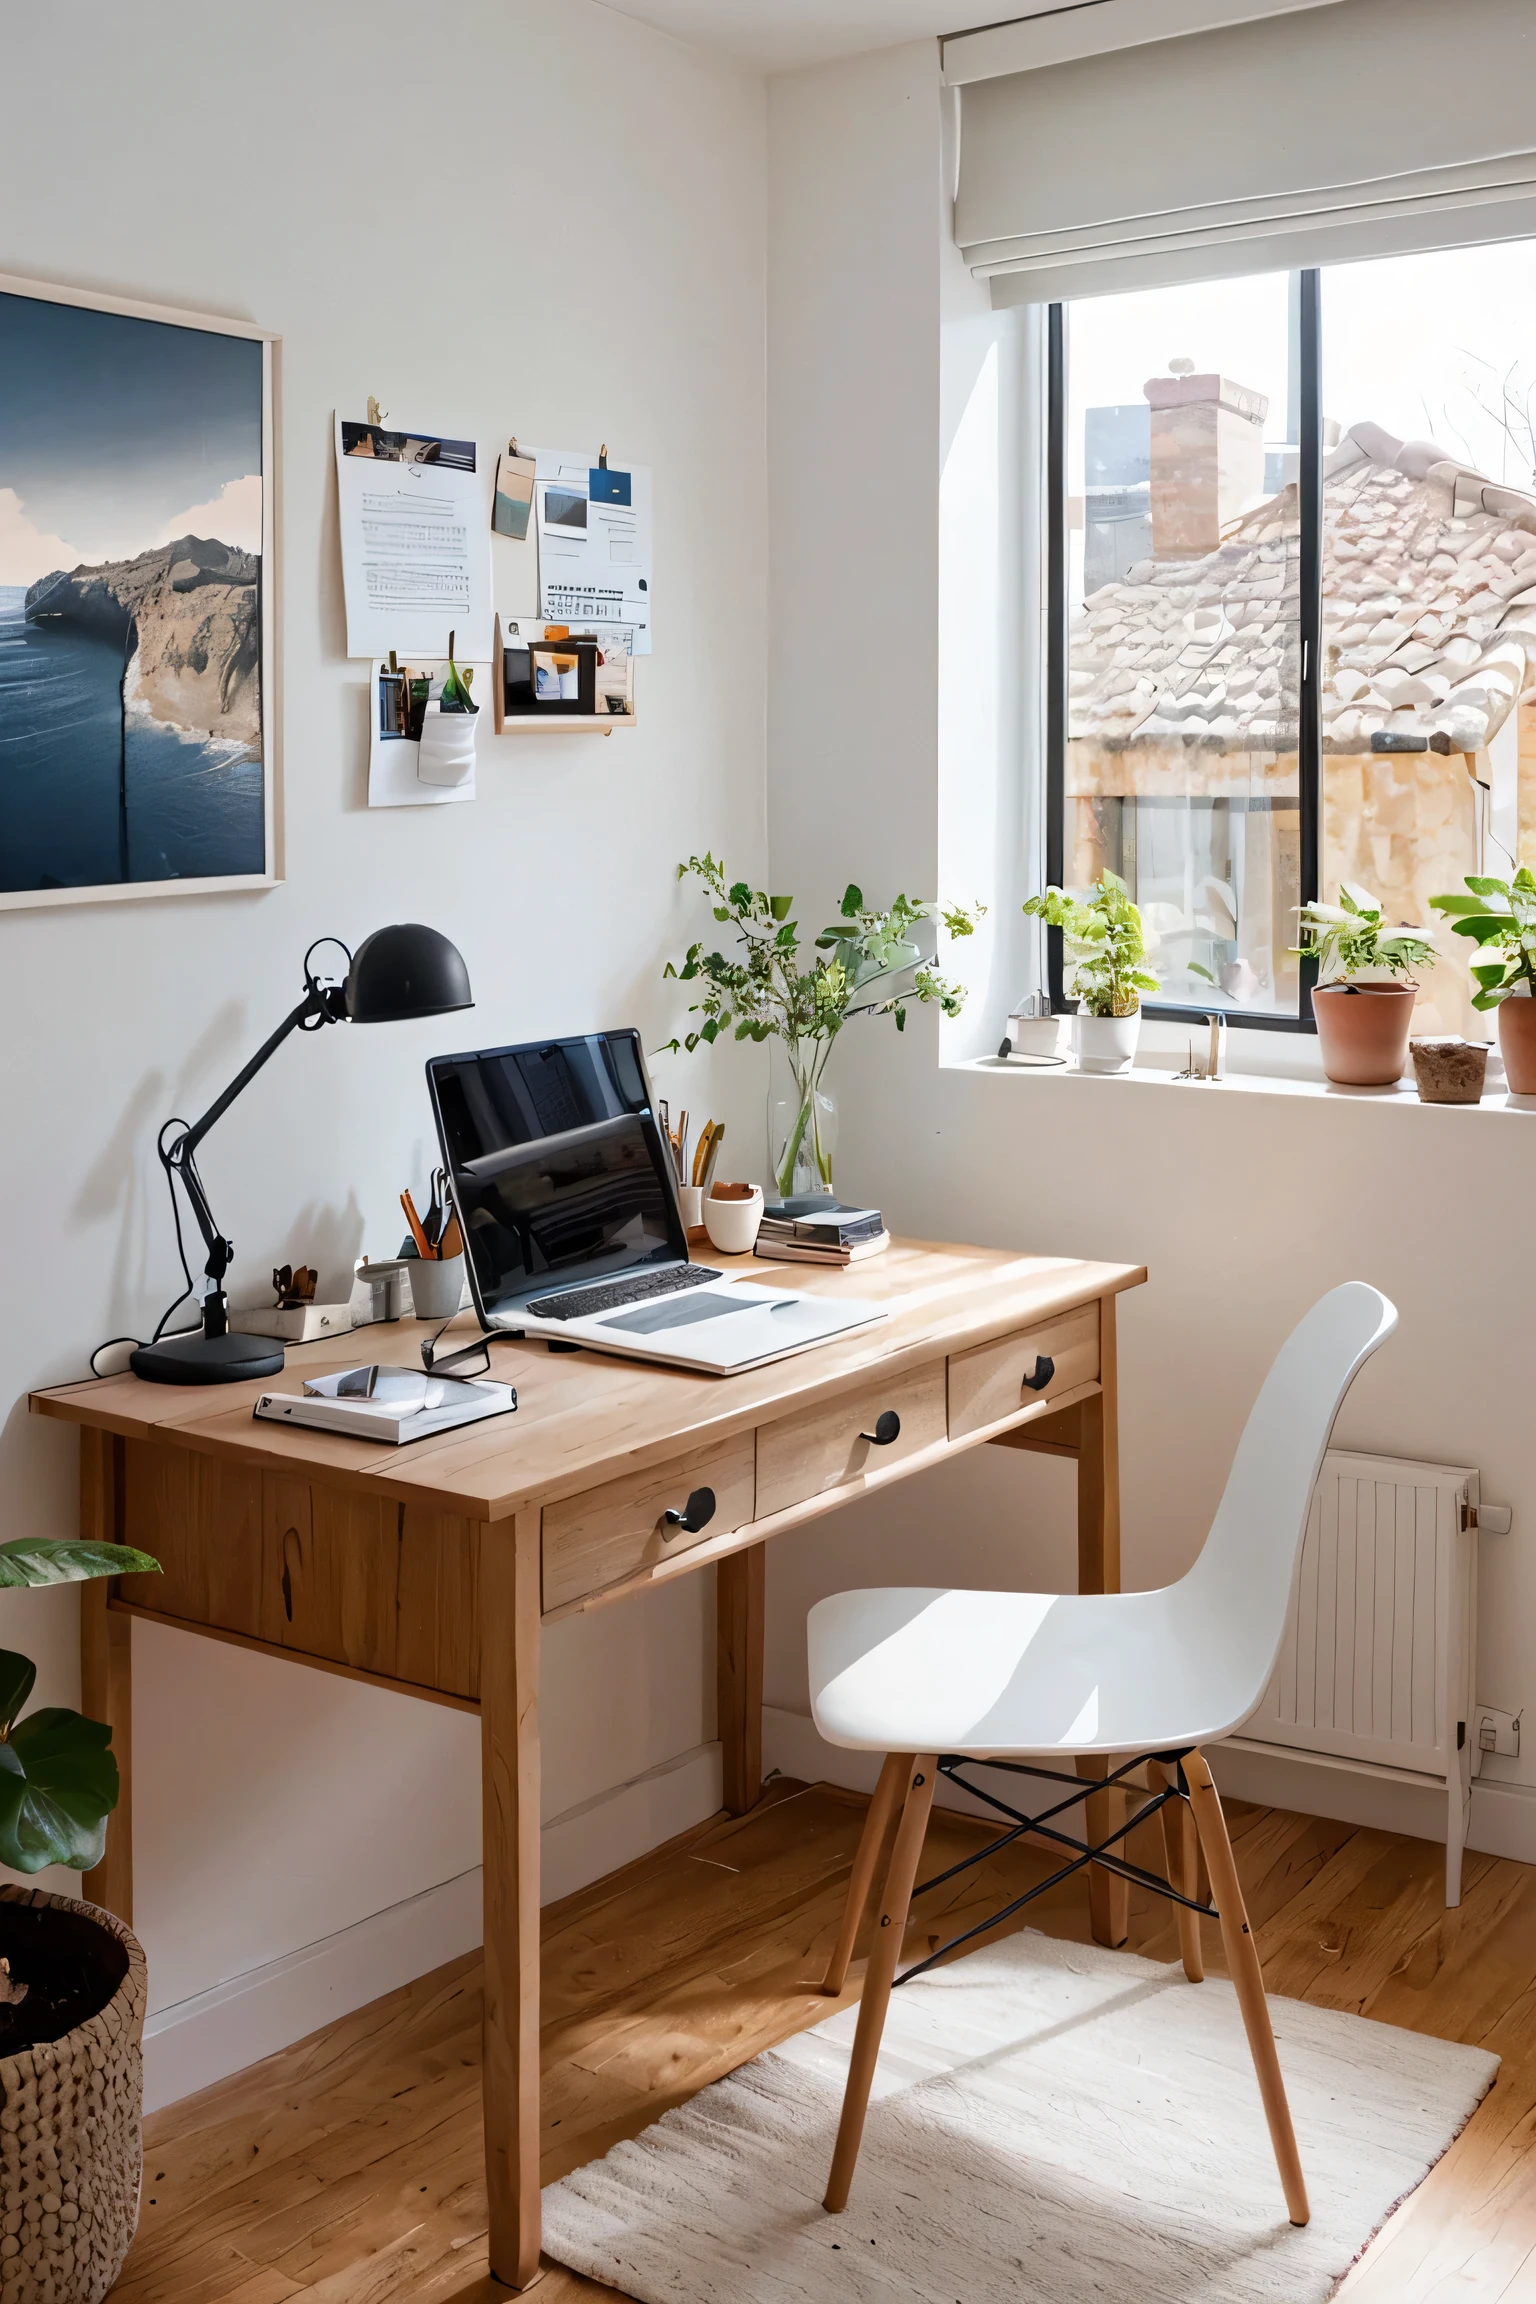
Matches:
[345,924,473,1023]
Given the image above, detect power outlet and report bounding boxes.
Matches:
[1476,1706,1521,1760]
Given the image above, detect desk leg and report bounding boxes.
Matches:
[718,1545,764,1816]
[1078,1297,1128,1949]
[80,1431,132,1924]
[480,1509,542,2291]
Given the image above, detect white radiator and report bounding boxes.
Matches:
[1230,1449,1484,1905]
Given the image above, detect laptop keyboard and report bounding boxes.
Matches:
[527,1264,722,1321]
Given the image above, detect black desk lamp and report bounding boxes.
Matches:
[130,924,473,1386]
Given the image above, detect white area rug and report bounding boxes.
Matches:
[542,1929,1498,2303]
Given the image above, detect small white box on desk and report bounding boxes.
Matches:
[229,1302,354,1342]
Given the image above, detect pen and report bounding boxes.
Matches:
[692,1119,719,1186]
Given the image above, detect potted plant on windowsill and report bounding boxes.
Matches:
[663,857,984,1199]
[0,1531,158,2304]
[1429,868,1536,1093]
[1295,884,1436,1086]
[1022,871,1159,1074]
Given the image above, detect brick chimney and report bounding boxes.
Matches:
[1143,371,1269,559]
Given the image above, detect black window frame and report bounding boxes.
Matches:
[1044,270,1323,1033]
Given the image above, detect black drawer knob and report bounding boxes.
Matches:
[1021,1355,1055,1393]
[859,1410,902,1446]
[663,1487,716,1536]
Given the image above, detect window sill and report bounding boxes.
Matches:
[961,1049,1536,1115]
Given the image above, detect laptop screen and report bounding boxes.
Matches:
[426,1030,687,1318]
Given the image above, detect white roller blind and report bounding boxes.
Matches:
[956,0,1536,305]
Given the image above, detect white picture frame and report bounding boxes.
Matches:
[0,270,280,910]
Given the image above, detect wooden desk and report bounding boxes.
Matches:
[33,1239,1144,2291]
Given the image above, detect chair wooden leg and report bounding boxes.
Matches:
[1185,1748,1309,2227]
[1148,1759,1204,1983]
[824,1756,937,2213]
[822,1753,909,1995]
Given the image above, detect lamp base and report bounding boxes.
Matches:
[129,1330,285,1385]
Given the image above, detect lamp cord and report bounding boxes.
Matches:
[88,1117,205,1378]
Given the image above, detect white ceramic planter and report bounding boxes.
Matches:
[1074,1008,1141,1074]
[416,703,478,787]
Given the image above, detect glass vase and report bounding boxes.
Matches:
[768,1036,839,1203]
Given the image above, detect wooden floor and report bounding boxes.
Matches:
[111,1777,1536,2303]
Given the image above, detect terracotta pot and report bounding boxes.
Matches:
[1310,983,1416,1086]
[1498,995,1536,1094]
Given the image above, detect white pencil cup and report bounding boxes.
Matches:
[677,1184,704,1231]
[407,1255,468,1319]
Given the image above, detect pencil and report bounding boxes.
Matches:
[401,1189,434,1259]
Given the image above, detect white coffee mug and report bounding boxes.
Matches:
[702,1183,764,1256]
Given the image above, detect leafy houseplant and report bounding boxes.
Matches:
[1022,872,1159,1073]
[0,1532,158,2304]
[1294,883,1436,1086]
[0,1536,155,1876]
[1429,868,1536,1091]
[663,856,983,1199]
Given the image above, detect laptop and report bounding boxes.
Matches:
[425,1030,886,1375]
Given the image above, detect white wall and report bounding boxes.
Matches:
[764,40,1536,1863]
[1,0,768,2049]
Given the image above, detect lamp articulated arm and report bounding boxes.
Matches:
[159,943,351,1341]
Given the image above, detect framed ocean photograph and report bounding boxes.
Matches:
[0,274,277,908]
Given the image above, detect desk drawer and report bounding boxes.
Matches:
[119,1441,480,1699]
[948,1305,1100,1440]
[542,1434,756,1611]
[755,1363,947,1521]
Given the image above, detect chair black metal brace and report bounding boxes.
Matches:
[894,1747,1219,1986]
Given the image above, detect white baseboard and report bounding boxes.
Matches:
[1212,1738,1536,1865]
[144,1738,723,2113]
[765,1705,1536,1866]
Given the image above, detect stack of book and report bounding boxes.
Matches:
[755,1199,890,1267]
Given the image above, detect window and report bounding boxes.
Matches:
[1046,241,1536,1033]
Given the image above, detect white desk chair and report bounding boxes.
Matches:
[808,1281,1397,2230]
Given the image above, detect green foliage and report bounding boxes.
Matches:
[659,853,984,1057]
[1429,868,1536,1010]
[438,630,476,714]
[1022,872,1159,1019]
[0,1541,158,1590]
[0,1541,158,1873]
[1294,884,1437,985]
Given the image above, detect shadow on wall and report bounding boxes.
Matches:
[69,997,248,1349]
[68,994,368,1335]
[263,1190,366,1308]
[71,1066,169,1352]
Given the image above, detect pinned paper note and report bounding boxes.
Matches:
[493,443,536,540]
[335,415,493,661]
[367,656,486,807]
[520,446,652,654]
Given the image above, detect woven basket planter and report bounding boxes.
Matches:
[0,1887,145,2304]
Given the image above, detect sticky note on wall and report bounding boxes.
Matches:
[493,446,536,539]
